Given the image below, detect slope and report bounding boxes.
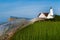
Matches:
[10,21,60,40]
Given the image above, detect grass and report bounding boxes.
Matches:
[10,21,60,40]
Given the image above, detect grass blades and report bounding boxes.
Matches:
[10,21,60,40]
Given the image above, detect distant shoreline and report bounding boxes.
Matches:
[0,21,8,25]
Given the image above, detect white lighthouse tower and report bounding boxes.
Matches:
[47,7,54,19]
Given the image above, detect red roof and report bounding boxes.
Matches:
[38,13,49,17]
[43,13,49,17]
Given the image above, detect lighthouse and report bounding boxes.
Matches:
[38,7,54,19]
[47,7,54,19]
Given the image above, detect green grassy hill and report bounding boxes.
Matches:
[10,20,60,40]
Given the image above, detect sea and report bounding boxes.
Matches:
[0,18,8,24]
[0,17,32,24]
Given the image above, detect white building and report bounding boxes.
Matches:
[38,7,54,19]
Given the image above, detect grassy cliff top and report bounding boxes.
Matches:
[10,20,60,40]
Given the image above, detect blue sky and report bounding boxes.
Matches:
[0,0,60,22]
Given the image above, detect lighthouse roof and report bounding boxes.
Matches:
[50,7,52,9]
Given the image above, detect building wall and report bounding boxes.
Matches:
[47,13,54,19]
[39,13,46,19]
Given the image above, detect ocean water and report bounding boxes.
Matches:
[0,16,32,24]
[0,18,8,24]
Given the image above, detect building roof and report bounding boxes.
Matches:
[43,13,49,17]
[37,13,41,17]
[38,13,49,17]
